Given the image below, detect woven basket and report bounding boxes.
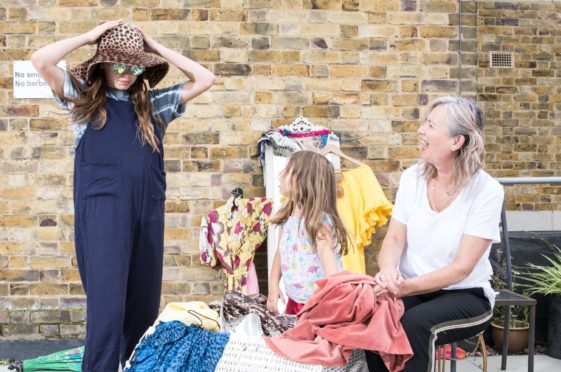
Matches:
[219,303,368,372]
[215,331,367,372]
[215,334,322,372]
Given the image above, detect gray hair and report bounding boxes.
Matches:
[421,96,485,188]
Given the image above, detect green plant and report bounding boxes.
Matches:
[491,291,531,328]
[490,269,530,327]
[522,245,561,296]
[492,299,530,328]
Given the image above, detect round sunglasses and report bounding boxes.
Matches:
[111,63,145,76]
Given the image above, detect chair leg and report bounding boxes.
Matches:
[501,305,512,370]
[450,343,457,372]
[435,346,440,372]
[528,304,535,372]
[436,345,445,372]
[479,333,488,372]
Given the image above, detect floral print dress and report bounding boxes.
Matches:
[200,196,273,294]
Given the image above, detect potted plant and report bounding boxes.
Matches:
[489,251,530,355]
[521,245,561,359]
[490,301,530,354]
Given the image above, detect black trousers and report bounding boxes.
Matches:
[366,288,492,372]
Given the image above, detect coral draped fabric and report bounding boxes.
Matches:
[265,271,413,371]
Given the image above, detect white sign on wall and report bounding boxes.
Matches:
[13,60,66,99]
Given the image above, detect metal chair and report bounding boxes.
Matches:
[491,203,536,371]
[437,333,487,372]
[443,176,561,372]
[443,202,536,372]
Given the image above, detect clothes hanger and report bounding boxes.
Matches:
[230,187,244,210]
[319,144,362,198]
[319,143,363,166]
[231,187,244,199]
[187,309,221,330]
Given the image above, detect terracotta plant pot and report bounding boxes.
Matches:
[491,321,529,354]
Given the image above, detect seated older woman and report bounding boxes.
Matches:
[367,96,504,371]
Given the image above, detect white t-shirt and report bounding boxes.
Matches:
[392,163,504,307]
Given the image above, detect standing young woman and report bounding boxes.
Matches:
[31,21,215,371]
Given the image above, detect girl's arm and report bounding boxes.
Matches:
[373,218,407,295]
[396,234,491,297]
[31,20,123,97]
[137,28,215,104]
[317,226,338,276]
[267,248,285,313]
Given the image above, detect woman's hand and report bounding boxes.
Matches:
[374,268,403,296]
[84,20,123,45]
[32,20,122,97]
[132,25,215,103]
[135,26,161,55]
[267,283,286,314]
[372,284,389,297]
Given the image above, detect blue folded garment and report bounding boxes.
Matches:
[125,321,229,372]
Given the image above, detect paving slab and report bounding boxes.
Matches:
[0,340,83,360]
[449,354,560,372]
[2,348,561,371]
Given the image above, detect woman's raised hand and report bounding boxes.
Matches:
[134,26,161,55]
[84,20,123,45]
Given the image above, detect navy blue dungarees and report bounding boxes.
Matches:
[73,98,166,371]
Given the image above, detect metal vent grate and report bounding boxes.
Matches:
[490,52,513,68]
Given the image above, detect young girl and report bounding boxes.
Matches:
[31,21,214,371]
[267,150,349,315]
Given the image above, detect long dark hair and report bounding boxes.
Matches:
[67,65,163,151]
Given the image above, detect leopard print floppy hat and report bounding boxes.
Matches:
[71,23,169,88]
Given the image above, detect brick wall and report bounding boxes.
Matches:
[476,1,561,210]
[0,1,559,339]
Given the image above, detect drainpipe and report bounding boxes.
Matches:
[459,0,462,95]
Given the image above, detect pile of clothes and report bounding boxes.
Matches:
[125,272,413,372]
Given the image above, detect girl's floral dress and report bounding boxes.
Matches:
[279,214,342,304]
